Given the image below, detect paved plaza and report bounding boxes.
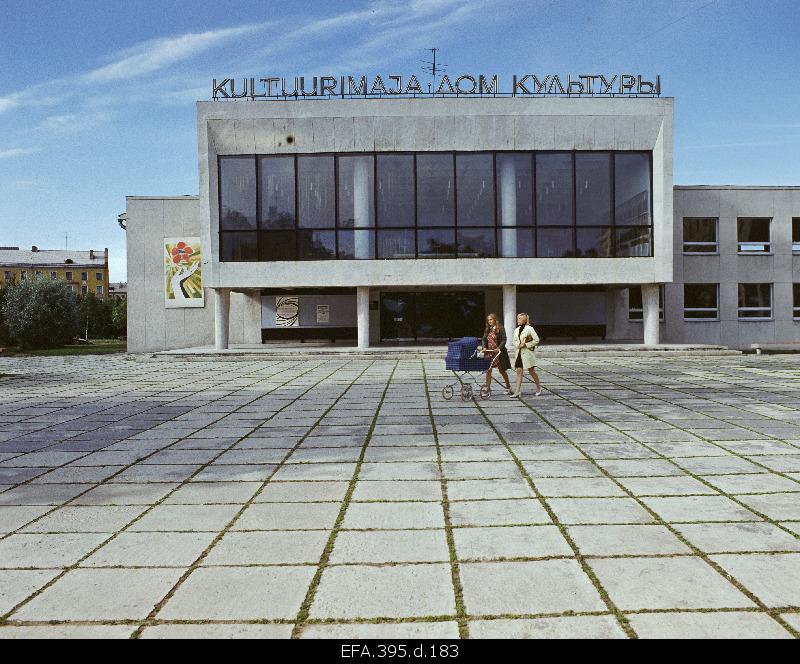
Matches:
[1,353,800,639]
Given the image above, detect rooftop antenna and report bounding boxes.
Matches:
[421,48,447,92]
[65,233,68,250]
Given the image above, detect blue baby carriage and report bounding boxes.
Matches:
[442,337,496,401]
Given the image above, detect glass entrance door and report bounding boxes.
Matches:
[380,291,485,343]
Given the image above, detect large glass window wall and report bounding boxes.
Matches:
[219,150,653,261]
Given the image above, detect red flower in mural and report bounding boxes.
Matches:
[171,242,194,264]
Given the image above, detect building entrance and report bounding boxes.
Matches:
[380,291,485,343]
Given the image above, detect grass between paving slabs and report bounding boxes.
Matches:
[509,360,800,638]
[289,361,399,638]
[469,387,637,638]
[128,359,374,638]
[0,357,340,627]
[3,355,800,637]
[422,363,469,638]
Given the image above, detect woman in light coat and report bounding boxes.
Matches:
[511,312,542,397]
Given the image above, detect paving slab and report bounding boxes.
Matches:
[21,505,148,533]
[299,621,460,639]
[453,525,573,560]
[140,624,293,639]
[157,565,316,620]
[641,496,762,523]
[627,611,794,639]
[547,497,654,524]
[309,564,455,619]
[590,557,755,610]
[331,529,449,563]
[234,502,341,530]
[342,501,444,529]
[0,532,109,568]
[569,524,692,556]
[449,498,550,527]
[12,568,184,620]
[203,530,330,565]
[468,615,626,638]
[0,569,61,615]
[711,553,800,607]
[82,531,216,567]
[460,560,606,615]
[674,522,800,553]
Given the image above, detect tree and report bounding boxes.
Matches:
[78,293,114,339]
[0,283,12,346]
[110,299,127,338]
[2,277,81,350]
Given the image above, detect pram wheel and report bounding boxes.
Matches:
[460,384,473,401]
[442,385,454,400]
[480,385,491,400]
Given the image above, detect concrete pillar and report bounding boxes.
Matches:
[357,286,370,349]
[214,288,231,350]
[499,157,517,257]
[245,290,263,344]
[502,284,516,349]
[642,283,660,346]
[353,157,371,259]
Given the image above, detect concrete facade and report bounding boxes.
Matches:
[124,96,800,352]
[198,97,674,290]
[608,186,800,349]
[125,196,260,353]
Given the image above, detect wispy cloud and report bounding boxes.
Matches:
[0,21,271,116]
[37,112,108,135]
[83,23,269,83]
[0,147,40,159]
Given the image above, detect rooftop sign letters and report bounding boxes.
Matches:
[211,73,662,100]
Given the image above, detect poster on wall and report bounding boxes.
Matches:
[164,237,204,308]
[316,304,330,323]
[276,296,299,326]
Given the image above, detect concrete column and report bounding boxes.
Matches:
[357,286,370,349]
[642,283,660,346]
[499,157,517,257]
[502,284,516,349]
[245,290,263,344]
[353,157,371,259]
[214,288,231,350]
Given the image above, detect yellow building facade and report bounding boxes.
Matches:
[0,247,109,299]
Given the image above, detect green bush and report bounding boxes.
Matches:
[2,277,81,350]
[111,299,127,338]
[0,284,12,345]
[75,294,127,339]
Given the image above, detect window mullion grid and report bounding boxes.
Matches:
[610,152,616,258]
[255,154,261,261]
[294,155,299,261]
[452,152,458,258]
[492,152,498,258]
[532,152,537,257]
[334,154,340,259]
[571,152,577,256]
[413,153,419,259]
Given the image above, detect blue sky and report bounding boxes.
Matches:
[1,0,798,280]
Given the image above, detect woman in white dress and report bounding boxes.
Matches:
[511,312,542,398]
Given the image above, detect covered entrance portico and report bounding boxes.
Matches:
[211,283,663,350]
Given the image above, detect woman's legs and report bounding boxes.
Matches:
[528,367,542,395]
[514,367,524,395]
[498,368,511,389]
[484,368,493,387]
